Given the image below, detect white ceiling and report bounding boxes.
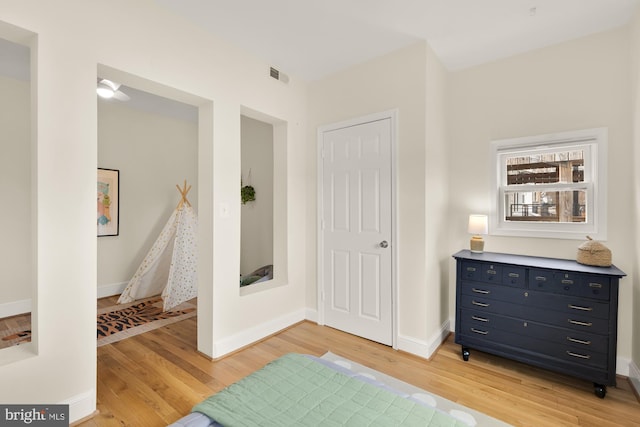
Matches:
[2,1,638,116]
[155,0,639,80]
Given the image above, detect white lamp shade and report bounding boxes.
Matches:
[468,214,488,235]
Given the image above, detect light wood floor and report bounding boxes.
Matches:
[78,304,640,427]
[0,312,30,349]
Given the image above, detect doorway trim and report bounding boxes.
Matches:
[316,109,398,349]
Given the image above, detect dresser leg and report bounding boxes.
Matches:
[461,347,470,361]
[594,384,606,398]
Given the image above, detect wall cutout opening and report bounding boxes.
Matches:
[0,24,35,357]
[240,116,274,287]
[239,108,288,295]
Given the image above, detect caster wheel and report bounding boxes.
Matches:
[462,348,470,362]
[594,384,606,399]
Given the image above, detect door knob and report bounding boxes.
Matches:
[379,240,389,248]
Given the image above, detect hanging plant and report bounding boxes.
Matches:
[241,184,256,204]
[241,169,256,204]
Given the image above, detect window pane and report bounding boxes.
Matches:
[504,190,586,223]
[492,127,606,239]
[506,151,584,185]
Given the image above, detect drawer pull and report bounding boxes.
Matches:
[589,282,603,289]
[508,273,520,278]
[568,319,593,327]
[535,276,547,282]
[466,267,476,272]
[471,315,489,322]
[561,279,574,285]
[472,288,490,294]
[566,351,591,360]
[472,300,490,307]
[486,270,497,275]
[471,328,488,335]
[567,337,592,346]
[568,304,593,312]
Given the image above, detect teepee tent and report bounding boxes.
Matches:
[118,181,197,311]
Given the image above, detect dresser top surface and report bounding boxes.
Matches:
[453,249,626,278]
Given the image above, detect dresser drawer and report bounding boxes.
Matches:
[522,291,610,320]
[460,294,609,334]
[461,285,609,320]
[462,309,608,353]
[461,309,523,334]
[460,261,483,282]
[557,346,608,369]
[458,324,608,369]
[581,276,611,300]
[461,294,533,319]
[529,268,610,300]
[502,266,526,288]
[461,261,503,284]
[460,281,522,303]
[481,263,502,283]
[529,268,579,294]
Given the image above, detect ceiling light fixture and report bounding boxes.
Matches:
[96,81,115,99]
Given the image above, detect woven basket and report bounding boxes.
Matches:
[576,236,611,267]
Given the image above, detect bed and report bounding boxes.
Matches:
[168,353,504,427]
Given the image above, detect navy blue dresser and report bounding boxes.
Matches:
[453,250,626,398]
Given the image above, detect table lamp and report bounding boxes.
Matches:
[468,214,488,253]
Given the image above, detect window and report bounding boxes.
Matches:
[490,128,607,240]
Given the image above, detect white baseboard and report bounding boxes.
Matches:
[629,360,640,396]
[397,320,451,360]
[428,319,452,357]
[212,309,306,358]
[97,282,127,299]
[61,389,95,424]
[616,356,631,377]
[396,334,429,359]
[305,307,318,323]
[0,298,31,318]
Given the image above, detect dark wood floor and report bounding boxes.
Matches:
[76,309,640,427]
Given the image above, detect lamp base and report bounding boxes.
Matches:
[470,236,485,253]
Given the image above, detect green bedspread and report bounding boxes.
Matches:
[193,353,467,426]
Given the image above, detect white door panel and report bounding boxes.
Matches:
[321,118,392,345]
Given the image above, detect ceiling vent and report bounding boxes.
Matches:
[270,67,289,84]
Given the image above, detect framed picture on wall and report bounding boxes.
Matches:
[97,168,119,237]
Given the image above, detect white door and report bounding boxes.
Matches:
[320,116,393,345]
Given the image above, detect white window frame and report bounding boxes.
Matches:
[490,128,607,240]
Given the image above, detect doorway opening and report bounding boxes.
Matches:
[97,65,205,349]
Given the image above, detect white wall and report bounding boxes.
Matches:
[308,41,451,357]
[448,27,635,369]
[97,100,198,294]
[0,75,30,309]
[424,42,451,351]
[0,1,308,422]
[240,115,273,276]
